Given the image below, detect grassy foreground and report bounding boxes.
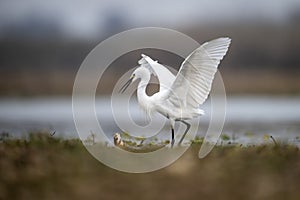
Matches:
[1,133,300,200]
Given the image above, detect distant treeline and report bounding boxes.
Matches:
[0,24,300,72]
[0,24,300,95]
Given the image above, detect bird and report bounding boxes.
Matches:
[113,133,124,147]
[119,37,231,147]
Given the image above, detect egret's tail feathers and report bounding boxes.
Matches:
[181,108,204,119]
[193,109,204,117]
[197,109,205,116]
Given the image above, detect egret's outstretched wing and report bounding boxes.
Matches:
[138,54,175,91]
[167,37,231,108]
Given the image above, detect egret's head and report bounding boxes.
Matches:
[132,67,150,80]
[119,67,150,93]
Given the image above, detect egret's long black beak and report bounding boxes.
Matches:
[119,77,133,93]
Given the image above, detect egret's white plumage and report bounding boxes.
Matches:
[120,37,231,146]
[138,54,175,92]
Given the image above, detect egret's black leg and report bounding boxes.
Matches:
[171,127,175,147]
[178,120,191,145]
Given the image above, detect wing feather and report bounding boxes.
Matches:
[138,54,175,91]
[167,37,231,108]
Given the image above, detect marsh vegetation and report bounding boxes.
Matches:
[1,132,300,200]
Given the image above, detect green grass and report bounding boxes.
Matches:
[220,133,231,141]
[1,132,300,200]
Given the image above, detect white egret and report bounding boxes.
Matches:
[119,37,231,147]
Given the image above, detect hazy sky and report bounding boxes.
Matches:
[0,0,299,38]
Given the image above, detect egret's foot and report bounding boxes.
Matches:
[178,137,184,146]
[178,138,184,146]
[171,139,175,148]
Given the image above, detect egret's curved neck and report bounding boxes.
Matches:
[137,73,151,108]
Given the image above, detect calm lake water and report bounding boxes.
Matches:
[0,96,300,146]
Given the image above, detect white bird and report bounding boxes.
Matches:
[119,37,231,147]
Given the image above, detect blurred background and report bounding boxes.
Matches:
[0,0,300,141]
[1,1,300,199]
